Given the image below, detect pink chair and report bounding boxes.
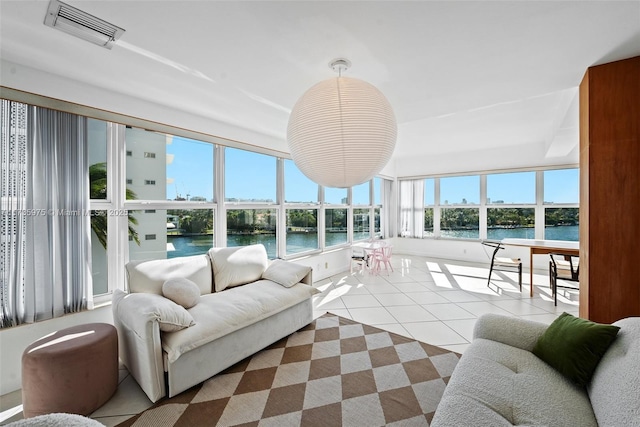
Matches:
[371,244,393,275]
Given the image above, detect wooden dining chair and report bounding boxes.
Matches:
[482,240,522,292]
[549,253,579,306]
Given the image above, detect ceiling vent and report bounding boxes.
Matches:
[44,0,125,49]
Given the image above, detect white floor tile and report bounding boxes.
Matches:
[439,343,471,354]
[518,313,561,324]
[386,305,437,323]
[313,294,347,310]
[489,299,551,316]
[442,319,478,342]
[364,283,402,294]
[379,272,416,283]
[438,290,485,303]
[374,323,412,338]
[326,309,352,319]
[354,274,392,286]
[475,286,522,301]
[422,303,476,320]
[403,321,468,346]
[336,283,371,295]
[341,294,382,309]
[373,293,416,306]
[391,282,431,293]
[406,291,451,305]
[455,301,514,317]
[403,271,434,282]
[413,281,446,292]
[348,307,397,325]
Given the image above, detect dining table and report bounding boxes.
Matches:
[501,238,579,297]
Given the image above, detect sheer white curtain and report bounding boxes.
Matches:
[1,101,91,327]
[380,178,394,238]
[1,101,28,328]
[399,179,425,238]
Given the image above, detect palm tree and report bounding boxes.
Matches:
[89,162,140,249]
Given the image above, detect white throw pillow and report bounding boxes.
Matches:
[125,255,212,295]
[113,289,195,332]
[162,278,201,309]
[208,244,268,292]
[262,259,312,288]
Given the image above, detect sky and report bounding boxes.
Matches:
[428,169,579,205]
[166,141,378,203]
[166,136,213,201]
[166,137,578,205]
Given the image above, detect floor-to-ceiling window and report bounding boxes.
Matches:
[403,167,579,241]
[543,169,579,241]
[284,160,319,255]
[125,127,215,262]
[440,175,480,239]
[486,171,536,240]
[352,180,371,242]
[373,177,383,238]
[423,178,435,237]
[224,148,278,258]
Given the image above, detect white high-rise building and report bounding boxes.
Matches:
[125,127,168,261]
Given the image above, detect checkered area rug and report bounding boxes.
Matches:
[117,313,461,427]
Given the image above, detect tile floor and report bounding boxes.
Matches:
[0,254,579,426]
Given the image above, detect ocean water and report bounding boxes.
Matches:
[167,226,578,258]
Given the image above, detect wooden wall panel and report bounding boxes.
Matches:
[579,56,640,323]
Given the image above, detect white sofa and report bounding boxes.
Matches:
[112,244,317,403]
[432,313,640,427]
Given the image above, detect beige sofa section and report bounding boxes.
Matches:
[432,314,640,427]
[112,244,317,402]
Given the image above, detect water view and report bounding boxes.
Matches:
[438,225,578,241]
[167,226,578,259]
[168,231,372,259]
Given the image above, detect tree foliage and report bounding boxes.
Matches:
[424,207,578,230]
[89,162,139,249]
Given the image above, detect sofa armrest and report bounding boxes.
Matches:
[300,269,313,286]
[112,290,166,403]
[473,313,549,352]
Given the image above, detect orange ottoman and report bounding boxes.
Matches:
[21,323,118,418]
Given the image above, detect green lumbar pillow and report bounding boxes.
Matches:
[532,312,620,387]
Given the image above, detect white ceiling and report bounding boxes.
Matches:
[1,1,639,171]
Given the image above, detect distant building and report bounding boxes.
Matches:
[126,127,169,261]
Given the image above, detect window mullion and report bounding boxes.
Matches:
[479,175,487,240]
[434,178,441,238]
[113,123,128,291]
[535,170,545,239]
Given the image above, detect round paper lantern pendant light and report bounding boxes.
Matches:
[287,58,397,188]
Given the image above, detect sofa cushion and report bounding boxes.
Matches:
[262,259,312,288]
[432,338,597,427]
[161,280,319,363]
[208,244,268,292]
[532,312,620,387]
[126,255,212,295]
[162,278,201,309]
[113,289,195,332]
[588,317,640,427]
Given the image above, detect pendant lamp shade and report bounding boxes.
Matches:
[287,75,397,188]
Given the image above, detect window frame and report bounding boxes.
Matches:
[407,167,579,242]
